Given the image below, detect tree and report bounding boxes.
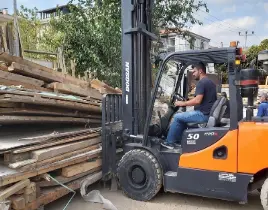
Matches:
[18,6,63,61]
[18,0,208,87]
[50,0,208,87]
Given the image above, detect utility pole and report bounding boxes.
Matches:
[13,0,20,56]
[239,31,254,49]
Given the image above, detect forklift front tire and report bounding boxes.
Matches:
[117,149,163,201]
[260,178,268,210]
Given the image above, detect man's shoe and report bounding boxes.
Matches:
[161,142,174,149]
[174,143,181,149]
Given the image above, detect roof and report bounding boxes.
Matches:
[160,28,210,42]
[0,14,13,23]
[162,47,236,64]
[38,4,70,13]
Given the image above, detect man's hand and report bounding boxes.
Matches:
[175,101,186,107]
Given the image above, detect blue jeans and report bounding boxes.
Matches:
[166,111,209,144]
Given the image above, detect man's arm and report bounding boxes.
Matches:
[175,81,204,107]
[175,95,203,107]
[257,104,264,117]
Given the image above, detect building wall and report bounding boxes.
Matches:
[159,33,214,73]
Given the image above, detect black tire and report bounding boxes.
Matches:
[117,149,163,201]
[261,178,268,210]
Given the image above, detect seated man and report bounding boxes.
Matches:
[257,92,268,117]
[161,62,217,149]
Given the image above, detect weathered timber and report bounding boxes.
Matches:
[0,70,44,86]
[61,158,102,177]
[23,172,102,210]
[31,137,101,161]
[0,115,101,125]
[0,107,102,118]
[0,94,101,113]
[18,145,100,172]
[0,179,30,201]
[13,132,100,154]
[0,147,101,186]
[47,82,102,100]
[37,166,101,187]
[0,53,89,87]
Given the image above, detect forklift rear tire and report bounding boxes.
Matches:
[117,149,163,201]
[260,178,268,210]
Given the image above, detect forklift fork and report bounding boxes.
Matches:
[101,94,123,191]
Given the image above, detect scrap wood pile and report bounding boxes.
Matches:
[0,52,122,209]
[0,127,103,210]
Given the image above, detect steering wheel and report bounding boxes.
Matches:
[170,93,186,110]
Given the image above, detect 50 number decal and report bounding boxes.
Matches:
[187,133,199,140]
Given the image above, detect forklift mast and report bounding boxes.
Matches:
[121,0,156,136]
[102,0,156,179]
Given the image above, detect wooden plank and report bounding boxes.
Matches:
[0,107,102,118]
[47,82,102,100]
[0,115,101,125]
[10,195,26,209]
[0,147,101,187]
[0,53,89,87]
[23,172,102,210]
[9,159,37,169]
[0,78,49,92]
[0,70,44,86]
[90,79,121,94]
[19,145,100,172]
[0,179,30,201]
[38,166,101,187]
[4,152,30,163]
[0,94,101,113]
[0,88,101,106]
[8,62,64,83]
[62,159,102,177]
[13,132,100,154]
[31,137,101,161]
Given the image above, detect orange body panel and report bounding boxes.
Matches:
[238,122,268,174]
[179,130,238,173]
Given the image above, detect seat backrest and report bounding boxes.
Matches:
[206,97,227,127]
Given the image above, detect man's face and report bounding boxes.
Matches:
[260,95,266,102]
[192,67,201,80]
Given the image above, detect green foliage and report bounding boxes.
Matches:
[18,0,208,87]
[18,5,63,61]
[18,6,41,51]
[244,39,268,68]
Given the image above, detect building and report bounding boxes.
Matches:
[38,5,71,23]
[156,28,215,73]
[159,28,211,52]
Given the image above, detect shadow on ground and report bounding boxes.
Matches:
[46,182,262,210]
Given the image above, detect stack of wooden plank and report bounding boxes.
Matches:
[0,53,122,209]
[0,127,102,210]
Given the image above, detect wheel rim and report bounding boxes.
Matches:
[128,165,147,189]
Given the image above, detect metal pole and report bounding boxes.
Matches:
[238,31,254,49]
[13,0,20,56]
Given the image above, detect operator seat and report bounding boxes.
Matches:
[187,96,227,128]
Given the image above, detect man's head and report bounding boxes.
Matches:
[259,92,268,103]
[192,62,206,80]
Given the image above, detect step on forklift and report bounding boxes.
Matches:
[101,0,268,209]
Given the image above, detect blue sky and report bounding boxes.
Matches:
[2,0,268,48]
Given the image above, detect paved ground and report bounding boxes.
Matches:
[46,183,263,210]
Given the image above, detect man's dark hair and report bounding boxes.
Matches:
[192,62,206,74]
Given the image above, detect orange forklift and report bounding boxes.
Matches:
[101,0,268,209]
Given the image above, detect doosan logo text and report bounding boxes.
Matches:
[125,62,130,92]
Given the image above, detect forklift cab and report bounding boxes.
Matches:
[146,47,242,151]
